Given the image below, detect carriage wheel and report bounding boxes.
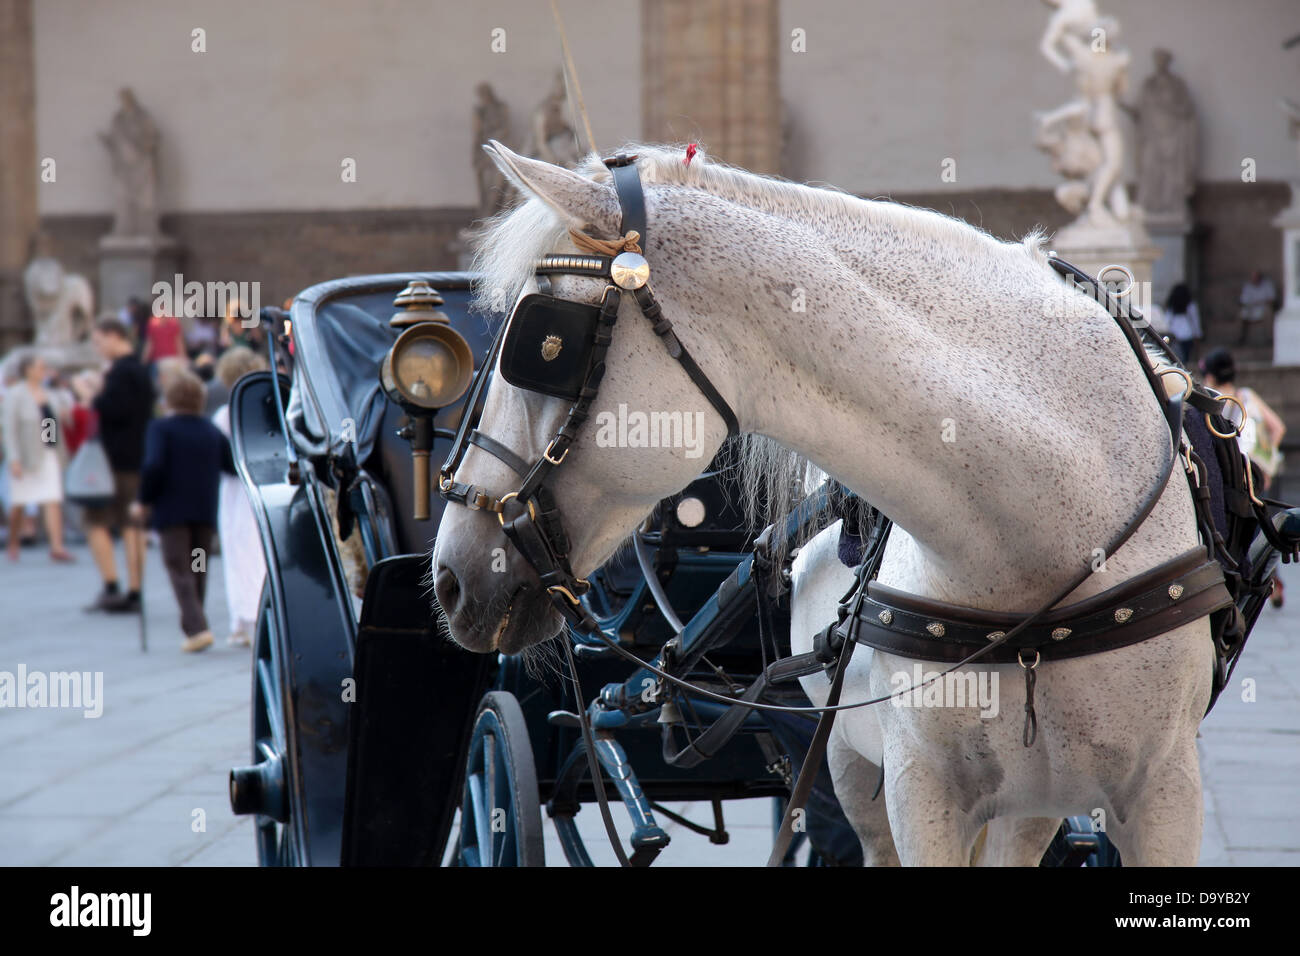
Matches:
[229,592,303,866]
[457,691,545,867]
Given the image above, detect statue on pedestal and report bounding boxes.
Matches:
[1035,3,1133,230]
[1126,49,1198,224]
[524,71,581,169]
[472,83,512,220]
[98,88,161,239]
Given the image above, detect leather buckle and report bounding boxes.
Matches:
[548,583,583,606]
[544,439,569,466]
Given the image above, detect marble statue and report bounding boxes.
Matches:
[1035,109,1102,215]
[524,71,581,169]
[1038,0,1100,73]
[473,83,512,219]
[1035,5,1132,229]
[1126,49,1198,222]
[23,244,94,350]
[98,88,161,238]
[1282,97,1300,168]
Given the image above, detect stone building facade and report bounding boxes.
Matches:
[2,0,1298,361]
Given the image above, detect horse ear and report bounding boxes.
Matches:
[483,141,620,235]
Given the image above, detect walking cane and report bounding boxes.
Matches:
[130,506,147,653]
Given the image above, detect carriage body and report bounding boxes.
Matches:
[226,271,816,866]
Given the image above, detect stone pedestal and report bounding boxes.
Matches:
[98,234,181,316]
[1049,215,1163,315]
[1272,183,1300,366]
[1145,210,1192,308]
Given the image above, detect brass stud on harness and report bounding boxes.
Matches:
[1114,607,1134,623]
[1168,583,1184,600]
[541,335,563,361]
[1051,627,1071,641]
[877,610,893,626]
[611,251,650,290]
[986,630,1006,642]
[926,621,946,638]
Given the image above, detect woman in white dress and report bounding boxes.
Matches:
[211,346,268,646]
[3,354,73,562]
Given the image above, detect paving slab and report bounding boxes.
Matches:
[3,545,1296,866]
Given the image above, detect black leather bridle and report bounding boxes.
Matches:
[439,153,739,632]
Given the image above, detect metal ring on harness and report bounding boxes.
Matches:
[1097,263,1135,298]
[1017,648,1040,669]
[1206,394,1246,439]
[1155,365,1193,402]
[496,491,537,527]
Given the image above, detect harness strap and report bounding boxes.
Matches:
[606,154,647,246]
[468,430,532,478]
[631,286,740,436]
[845,549,1232,664]
[440,310,507,493]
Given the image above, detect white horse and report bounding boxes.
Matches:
[432,142,1211,866]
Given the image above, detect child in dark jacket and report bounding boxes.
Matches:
[133,370,236,652]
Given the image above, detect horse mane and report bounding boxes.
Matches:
[470,143,1049,546]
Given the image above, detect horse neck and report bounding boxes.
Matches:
[656,190,1180,605]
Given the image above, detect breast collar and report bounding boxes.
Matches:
[439,153,740,631]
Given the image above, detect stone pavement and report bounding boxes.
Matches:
[1,539,252,866]
[1,542,1297,866]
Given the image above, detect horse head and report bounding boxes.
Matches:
[432,143,738,654]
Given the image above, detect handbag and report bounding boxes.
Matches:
[65,434,116,509]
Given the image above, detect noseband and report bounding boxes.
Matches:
[439,153,739,631]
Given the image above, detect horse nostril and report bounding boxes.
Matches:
[434,564,462,613]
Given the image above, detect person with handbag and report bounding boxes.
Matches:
[131,370,236,653]
[63,370,102,456]
[3,353,73,562]
[84,316,155,613]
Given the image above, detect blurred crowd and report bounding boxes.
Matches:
[1150,270,1280,366]
[1,300,273,653]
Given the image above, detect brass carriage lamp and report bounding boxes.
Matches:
[380,280,474,519]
